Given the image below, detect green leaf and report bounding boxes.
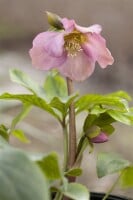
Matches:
[37,152,62,180]
[120,166,133,188]
[62,183,89,200]
[0,135,10,149]
[0,148,50,200]
[97,152,130,178]
[50,97,65,114]
[65,168,82,177]
[106,90,131,101]
[12,129,30,143]
[90,105,107,115]
[0,93,60,120]
[83,114,97,132]
[0,124,9,140]
[101,124,115,135]
[10,69,46,99]
[95,113,115,126]
[44,71,67,100]
[107,110,133,125]
[76,94,129,114]
[50,94,78,118]
[105,91,131,112]
[65,93,78,111]
[11,103,32,131]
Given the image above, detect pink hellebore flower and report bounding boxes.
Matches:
[90,132,108,143]
[30,16,114,81]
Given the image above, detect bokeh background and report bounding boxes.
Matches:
[0,0,133,198]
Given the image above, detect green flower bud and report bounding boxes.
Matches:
[46,11,64,30]
[86,125,101,139]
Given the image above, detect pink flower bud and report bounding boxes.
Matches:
[90,132,108,143]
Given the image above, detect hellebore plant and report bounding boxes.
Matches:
[0,12,133,200]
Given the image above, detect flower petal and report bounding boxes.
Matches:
[61,18,75,32]
[40,31,65,57]
[75,24,102,34]
[90,132,108,143]
[29,33,66,70]
[32,31,65,57]
[59,51,95,81]
[83,33,114,68]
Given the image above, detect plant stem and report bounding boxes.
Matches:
[62,122,69,171]
[75,135,87,166]
[62,78,77,200]
[66,78,77,170]
[54,192,63,200]
[102,173,122,200]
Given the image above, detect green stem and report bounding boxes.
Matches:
[66,78,77,169]
[54,192,63,200]
[75,135,87,166]
[102,173,122,200]
[62,122,69,171]
[76,135,86,158]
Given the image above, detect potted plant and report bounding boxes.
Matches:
[0,11,133,200]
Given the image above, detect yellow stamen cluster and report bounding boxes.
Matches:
[64,31,86,57]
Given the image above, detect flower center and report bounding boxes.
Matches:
[64,31,86,56]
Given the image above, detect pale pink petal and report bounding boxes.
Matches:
[38,31,65,57]
[29,34,67,70]
[61,18,75,32]
[90,132,108,143]
[59,51,95,81]
[83,33,114,68]
[75,24,102,34]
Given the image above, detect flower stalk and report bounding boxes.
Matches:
[102,173,122,200]
[62,78,77,200]
[66,77,77,170]
[62,121,69,171]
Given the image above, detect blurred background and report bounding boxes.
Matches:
[0,0,133,198]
